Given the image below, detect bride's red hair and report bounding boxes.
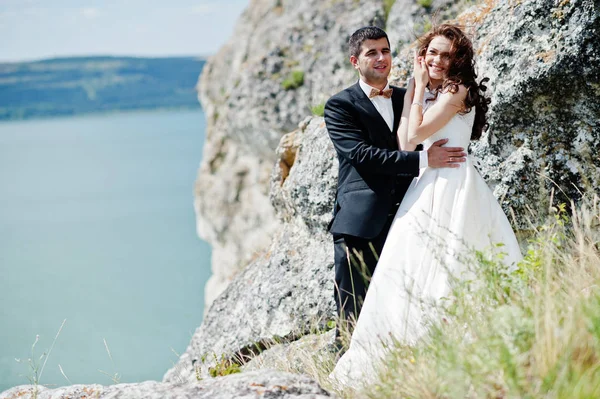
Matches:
[417,24,491,140]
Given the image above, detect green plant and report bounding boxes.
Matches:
[281,70,305,90]
[417,0,433,8]
[311,103,325,117]
[208,354,242,377]
[414,17,433,36]
[383,0,396,22]
[423,19,433,33]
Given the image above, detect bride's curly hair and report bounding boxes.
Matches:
[417,24,491,140]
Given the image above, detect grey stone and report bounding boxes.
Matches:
[388,0,600,225]
[468,0,600,226]
[243,331,337,376]
[1,370,334,398]
[194,136,280,308]
[270,117,338,234]
[165,118,337,383]
[386,0,466,52]
[196,0,386,308]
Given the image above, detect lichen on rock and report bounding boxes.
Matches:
[468,0,600,225]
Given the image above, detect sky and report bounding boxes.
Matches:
[0,0,249,62]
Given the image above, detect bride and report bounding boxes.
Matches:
[329,24,523,387]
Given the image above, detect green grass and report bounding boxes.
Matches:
[417,0,433,8]
[281,70,305,90]
[311,103,325,117]
[383,0,396,22]
[207,354,242,378]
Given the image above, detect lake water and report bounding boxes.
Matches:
[0,109,211,391]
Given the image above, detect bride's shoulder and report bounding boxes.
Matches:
[439,84,468,106]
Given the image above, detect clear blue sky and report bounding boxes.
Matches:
[0,0,249,62]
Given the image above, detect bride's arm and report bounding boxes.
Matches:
[397,78,416,151]
[408,86,466,145]
[407,57,466,146]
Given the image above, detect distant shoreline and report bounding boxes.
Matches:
[0,54,207,65]
[0,56,206,122]
[0,105,204,124]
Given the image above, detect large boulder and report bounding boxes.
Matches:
[243,330,337,376]
[389,0,600,224]
[471,0,600,224]
[166,118,338,383]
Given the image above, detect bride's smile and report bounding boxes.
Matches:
[424,35,452,86]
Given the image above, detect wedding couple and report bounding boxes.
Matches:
[324,25,522,386]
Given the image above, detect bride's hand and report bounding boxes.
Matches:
[413,53,429,87]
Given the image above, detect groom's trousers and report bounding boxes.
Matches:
[332,212,395,339]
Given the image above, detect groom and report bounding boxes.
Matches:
[324,26,465,341]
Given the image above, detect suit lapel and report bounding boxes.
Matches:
[350,83,384,126]
[349,83,397,148]
[391,85,404,136]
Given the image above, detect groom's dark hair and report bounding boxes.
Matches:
[349,26,390,58]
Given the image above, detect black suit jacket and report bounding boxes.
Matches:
[324,82,421,239]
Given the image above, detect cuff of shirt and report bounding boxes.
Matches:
[419,150,428,169]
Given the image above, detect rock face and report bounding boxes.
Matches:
[196,0,388,308]
[386,0,465,52]
[166,117,338,383]
[389,0,600,224]
[468,0,600,224]
[243,330,337,376]
[0,370,334,399]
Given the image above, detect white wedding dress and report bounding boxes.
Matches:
[329,96,523,388]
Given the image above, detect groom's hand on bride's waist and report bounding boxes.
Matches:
[427,138,466,169]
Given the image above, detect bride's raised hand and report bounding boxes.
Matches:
[413,53,429,88]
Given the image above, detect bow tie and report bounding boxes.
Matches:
[369,88,393,99]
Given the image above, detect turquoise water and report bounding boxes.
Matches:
[0,110,211,391]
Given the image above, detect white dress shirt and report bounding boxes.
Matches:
[358,79,428,168]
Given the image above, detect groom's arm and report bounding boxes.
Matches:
[325,95,420,177]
